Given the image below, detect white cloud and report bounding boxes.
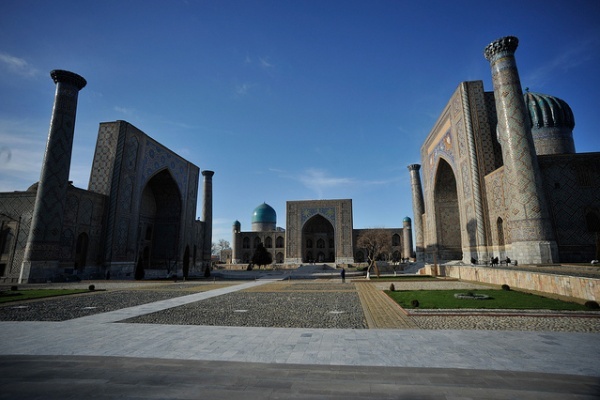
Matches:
[0,122,46,190]
[235,82,257,96]
[114,106,135,116]
[524,38,597,89]
[259,57,273,68]
[0,52,39,77]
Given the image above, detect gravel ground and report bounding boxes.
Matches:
[0,290,188,321]
[123,291,368,329]
[412,315,600,332]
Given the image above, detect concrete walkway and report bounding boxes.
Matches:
[1,279,599,399]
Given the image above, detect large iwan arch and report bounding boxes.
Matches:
[433,159,462,260]
[137,169,182,277]
[302,214,335,263]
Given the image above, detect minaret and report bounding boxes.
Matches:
[484,36,558,264]
[232,220,241,264]
[20,70,86,283]
[201,170,214,266]
[402,217,413,261]
[407,164,425,261]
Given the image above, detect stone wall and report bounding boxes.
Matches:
[420,264,599,302]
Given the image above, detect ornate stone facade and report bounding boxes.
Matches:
[232,199,412,265]
[0,71,212,282]
[410,36,600,264]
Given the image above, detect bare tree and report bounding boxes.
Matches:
[212,239,231,256]
[356,229,392,278]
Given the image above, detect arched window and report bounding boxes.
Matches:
[276,236,284,248]
[265,237,273,248]
[306,239,313,248]
[317,239,325,248]
[355,251,364,263]
[254,237,261,249]
[242,237,250,249]
[392,234,400,246]
[497,217,505,246]
[586,211,600,232]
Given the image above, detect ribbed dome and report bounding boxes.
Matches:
[524,91,576,155]
[252,203,276,224]
[524,92,575,129]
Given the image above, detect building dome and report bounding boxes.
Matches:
[524,91,575,155]
[251,203,277,232]
[403,216,412,223]
[252,203,276,224]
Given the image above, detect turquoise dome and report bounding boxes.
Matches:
[252,203,276,224]
[524,91,575,129]
[403,216,412,223]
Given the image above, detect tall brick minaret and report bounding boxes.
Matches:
[484,36,557,264]
[201,170,214,267]
[407,164,425,261]
[20,70,87,282]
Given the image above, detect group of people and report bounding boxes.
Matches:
[470,256,514,267]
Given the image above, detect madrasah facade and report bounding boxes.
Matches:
[1,36,599,283]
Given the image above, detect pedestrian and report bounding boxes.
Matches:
[341,267,346,283]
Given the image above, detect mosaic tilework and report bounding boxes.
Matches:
[25,78,84,262]
[286,200,354,263]
[540,155,600,260]
[486,38,555,249]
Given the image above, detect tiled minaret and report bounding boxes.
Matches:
[20,70,87,282]
[201,170,214,266]
[402,217,413,261]
[407,164,425,261]
[484,36,558,263]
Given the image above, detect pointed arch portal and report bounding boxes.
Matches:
[434,159,462,260]
[138,169,182,272]
[302,214,334,263]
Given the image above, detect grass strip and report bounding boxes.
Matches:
[385,289,588,311]
[0,289,91,304]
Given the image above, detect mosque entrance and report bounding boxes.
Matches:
[302,215,335,263]
[434,159,462,260]
[138,169,182,274]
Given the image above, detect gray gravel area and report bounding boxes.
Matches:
[122,291,368,329]
[0,290,187,321]
[413,315,600,332]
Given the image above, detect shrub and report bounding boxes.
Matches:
[584,300,599,309]
[88,284,95,291]
[501,284,511,291]
[10,285,18,291]
[389,283,395,292]
[411,299,420,308]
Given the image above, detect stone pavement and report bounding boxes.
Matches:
[0,278,599,399]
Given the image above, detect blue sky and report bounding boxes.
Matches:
[1,0,599,244]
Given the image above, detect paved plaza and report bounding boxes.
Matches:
[0,278,599,399]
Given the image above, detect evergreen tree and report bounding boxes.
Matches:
[252,243,272,269]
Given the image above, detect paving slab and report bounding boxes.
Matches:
[0,278,599,398]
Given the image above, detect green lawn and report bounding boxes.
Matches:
[0,289,91,304]
[385,289,589,311]
[364,275,436,280]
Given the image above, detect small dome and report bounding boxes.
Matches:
[252,203,276,224]
[403,216,412,223]
[524,91,575,129]
[233,220,241,227]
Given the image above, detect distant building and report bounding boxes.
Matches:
[0,70,213,283]
[409,36,600,265]
[231,199,413,265]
